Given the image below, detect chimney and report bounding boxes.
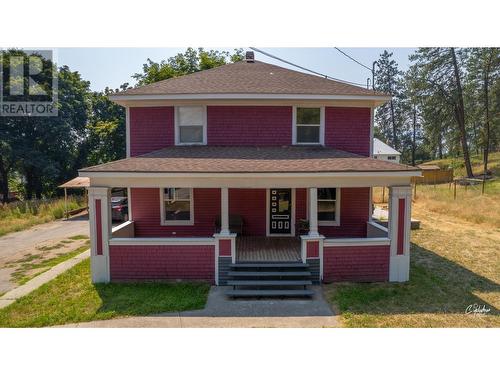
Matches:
[245,51,255,62]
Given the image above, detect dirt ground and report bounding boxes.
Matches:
[0,214,89,294]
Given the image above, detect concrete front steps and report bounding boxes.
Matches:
[225,262,314,298]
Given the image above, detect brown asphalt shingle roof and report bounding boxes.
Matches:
[80,146,419,174]
[112,60,387,97]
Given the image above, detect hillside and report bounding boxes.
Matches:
[420,151,500,178]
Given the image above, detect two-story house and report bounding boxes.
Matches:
[79,52,420,297]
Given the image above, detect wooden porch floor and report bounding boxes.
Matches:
[236,236,301,262]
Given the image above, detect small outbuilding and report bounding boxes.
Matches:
[373,138,401,163]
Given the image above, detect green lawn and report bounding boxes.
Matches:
[0,258,211,327]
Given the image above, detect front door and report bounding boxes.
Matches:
[269,189,292,235]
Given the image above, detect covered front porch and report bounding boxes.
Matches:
[80,145,420,285]
[85,182,413,286]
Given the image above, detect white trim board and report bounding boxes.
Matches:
[125,107,130,157]
[174,105,208,146]
[81,171,421,179]
[292,106,325,146]
[323,237,390,247]
[110,93,391,104]
[85,175,416,190]
[317,187,340,227]
[109,237,215,246]
[159,187,195,226]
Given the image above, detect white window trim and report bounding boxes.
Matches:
[174,105,207,145]
[160,188,194,226]
[292,106,325,146]
[317,187,340,227]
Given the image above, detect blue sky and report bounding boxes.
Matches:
[57,48,416,92]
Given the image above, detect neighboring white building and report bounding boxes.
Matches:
[373,138,401,163]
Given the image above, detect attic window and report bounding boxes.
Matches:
[175,106,207,145]
[293,107,324,145]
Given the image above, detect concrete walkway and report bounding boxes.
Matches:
[60,285,339,328]
[0,250,90,309]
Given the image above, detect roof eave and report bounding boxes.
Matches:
[79,170,421,179]
[109,93,391,107]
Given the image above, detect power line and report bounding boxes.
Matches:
[334,47,373,72]
[249,47,369,88]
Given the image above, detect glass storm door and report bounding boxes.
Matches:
[269,189,292,235]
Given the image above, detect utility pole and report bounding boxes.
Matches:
[372,61,378,90]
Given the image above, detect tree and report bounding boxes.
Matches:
[81,85,128,166]
[374,50,406,153]
[466,48,500,175]
[0,50,91,199]
[133,48,244,86]
[410,48,474,177]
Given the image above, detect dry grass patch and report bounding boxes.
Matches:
[326,205,499,327]
[0,197,86,237]
[6,237,90,285]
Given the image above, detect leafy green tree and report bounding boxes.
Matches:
[133,48,244,86]
[0,50,91,199]
[81,85,127,166]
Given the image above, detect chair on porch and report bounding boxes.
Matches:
[214,214,244,235]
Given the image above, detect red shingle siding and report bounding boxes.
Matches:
[127,106,372,151]
[129,187,368,238]
[318,188,370,237]
[325,107,371,156]
[130,107,174,156]
[207,106,292,145]
[306,241,319,258]
[109,245,215,282]
[397,198,405,255]
[229,188,266,236]
[295,188,307,222]
[219,239,232,256]
[130,188,220,237]
[95,199,102,255]
[323,245,390,282]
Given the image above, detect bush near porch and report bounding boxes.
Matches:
[0,258,210,328]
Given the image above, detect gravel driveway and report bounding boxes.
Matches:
[0,214,89,294]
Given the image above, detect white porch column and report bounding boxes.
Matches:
[308,187,319,237]
[388,185,412,282]
[88,186,111,283]
[220,187,230,235]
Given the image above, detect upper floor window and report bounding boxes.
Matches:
[175,106,207,145]
[293,107,324,145]
[161,188,194,225]
[317,187,340,226]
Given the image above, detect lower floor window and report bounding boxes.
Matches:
[162,188,193,224]
[317,188,339,224]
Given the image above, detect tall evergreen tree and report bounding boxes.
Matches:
[409,48,474,177]
[374,50,406,153]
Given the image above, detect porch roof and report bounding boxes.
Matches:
[79,146,420,175]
